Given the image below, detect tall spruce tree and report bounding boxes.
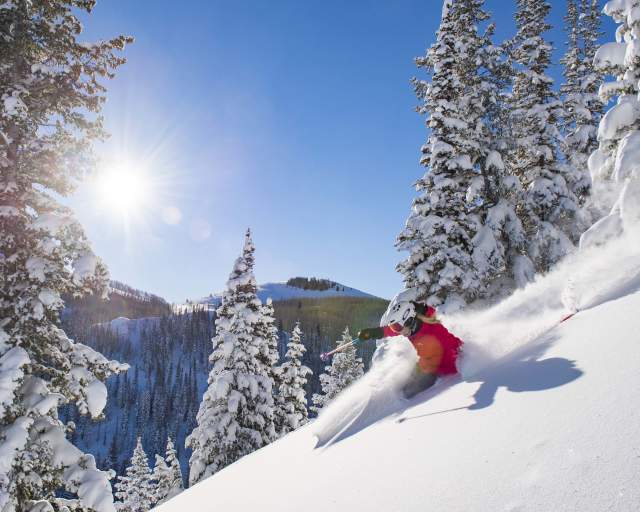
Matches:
[507,0,578,271]
[462,0,534,298]
[0,2,131,510]
[151,437,183,506]
[277,322,312,435]
[397,0,526,309]
[560,0,604,225]
[311,327,364,414]
[114,438,155,512]
[255,298,281,402]
[186,230,276,485]
[580,0,640,246]
[396,0,479,311]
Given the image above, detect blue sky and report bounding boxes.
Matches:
[71,0,614,303]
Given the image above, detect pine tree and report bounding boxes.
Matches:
[277,322,312,435]
[311,327,364,414]
[186,230,276,485]
[580,0,640,246]
[460,0,534,298]
[560,0,604,226]
[255,298,281,405]
[150,454,169,503]
[396,0,525,310]
[115,438,156,512]
[396,1,479,311]
[151,437,183,505]
[0,2,131,510]
[507,0,577,271]
[256,298,280,372]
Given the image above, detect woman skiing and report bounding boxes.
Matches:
[358,297,463,398]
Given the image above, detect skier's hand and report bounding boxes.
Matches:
[357,327,383,341]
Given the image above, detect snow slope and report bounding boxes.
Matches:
[196,280,379,306]
[158,229,640,512]
[97,316,160,341]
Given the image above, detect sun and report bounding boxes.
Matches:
[95,163,149,217]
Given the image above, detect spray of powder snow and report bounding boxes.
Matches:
[445,226,640,379]
[312,337,417,446]
[313,215,640,442]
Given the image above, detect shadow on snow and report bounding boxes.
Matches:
[320,334,583,441]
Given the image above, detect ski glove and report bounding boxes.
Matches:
[357,327,384,341]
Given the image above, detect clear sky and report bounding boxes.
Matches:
[70,0,614,303]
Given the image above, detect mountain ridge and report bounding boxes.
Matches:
[194,278,383,306]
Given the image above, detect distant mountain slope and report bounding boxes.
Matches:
[64,280,170,323]
[196,278,382,306]
[62,280,389,483]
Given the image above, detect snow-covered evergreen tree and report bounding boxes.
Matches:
[560,0,604,222]
[580,0,640,247]
[255,299,281,399]
[461,0,534,298]
[277,322,312,435]
[257,298,280,372]
[507,0,578,271]
[396,0,481,311]
[397,0,527,309]
[186,230,276,485]
[311,327,364,414]
[151,437,183,505]
[115,438,155,512]
[0,2,131,510]
[150,455,169,502]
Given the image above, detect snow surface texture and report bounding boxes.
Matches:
[196,281,378,306]
[158,226,640,511]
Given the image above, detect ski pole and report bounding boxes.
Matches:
[320,338,361,361]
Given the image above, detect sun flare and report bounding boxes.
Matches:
[95,163,148,217]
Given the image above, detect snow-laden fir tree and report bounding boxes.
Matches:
[151,437,183,506]
[396,0,479,310]
[255,298,281,402]
[458,0,535,298]
[0,2,131,510]
[580,0,640,247]
[506,0,578,271]
[115,438,156,512]
[311,327,364,414]
[277,322,312,435]
[560,0,604,224]
[186,230,276,485]
[397,0,529,309]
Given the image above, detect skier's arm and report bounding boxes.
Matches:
[357,325,403,341]
[357,327,385,341]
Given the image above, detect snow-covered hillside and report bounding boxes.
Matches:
[195,280,379,306]
[158,228,640,512]
[98,316,160,340]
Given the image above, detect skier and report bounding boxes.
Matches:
[357,298,463,398]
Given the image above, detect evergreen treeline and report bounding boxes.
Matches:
[61,291,374,489]
[62,309,214,482]
[397,0,605,312]
[286,277,345,292]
